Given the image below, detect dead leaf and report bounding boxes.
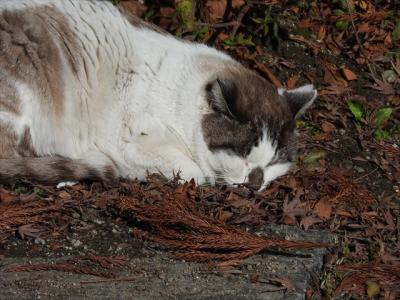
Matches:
[58,191,71,200]
[232,0,246,8]
[317,26,326,41]
[204,0,226,23]
[357,0,369,10]
[321,121,335,133]
[282,197,305,225]
[287,75,300,89]
[118,0,147,17]
[357,22,371,33]
[18,224,44,240]
[366,281,380,298]
[0,188,17,203]
[367,80,395,95]
[314,198,333,220]
[342,68,358,81]
[336,210,353,217]
[217,210,233,222]
[300,216,323,230]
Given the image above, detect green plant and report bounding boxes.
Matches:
[223,33,255,48]
[392,21,400,41]
[13,186,29,194]
[331,0,356,31]
[373,107,395,140]
[347,101,365,122]
[250,6,279,38]
[347,102,397,141]
[191,26,209,41]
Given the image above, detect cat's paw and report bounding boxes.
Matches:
[56,181,78,189]
[176,167,206,186]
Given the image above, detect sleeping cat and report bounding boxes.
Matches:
[0,0,317,190]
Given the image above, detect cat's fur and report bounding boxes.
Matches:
[0,0,317,190]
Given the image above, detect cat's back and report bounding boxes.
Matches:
[0,0,120,157]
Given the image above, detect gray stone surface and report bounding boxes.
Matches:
[0,225,335,300]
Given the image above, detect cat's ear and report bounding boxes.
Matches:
[206,78,241,120]
[278,84,317,119]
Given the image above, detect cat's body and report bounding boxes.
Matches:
[0,0,316,190]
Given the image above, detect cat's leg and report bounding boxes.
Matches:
[131,146,207,185]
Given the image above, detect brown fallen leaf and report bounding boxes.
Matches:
[314,198,333,220]
[342,68,358,81]
[204,0,226,23]
[321,121,336,133]
[118,0,147,17]
[317,26,326,41]
[282,197,305,225]
[300,216,323,230]
[0,189,17,203]
[366,281,380,298]
[18,224,45,240]
[58,191,71,200]
[287,75,300,89]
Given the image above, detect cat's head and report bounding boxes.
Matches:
[201,67,317,190]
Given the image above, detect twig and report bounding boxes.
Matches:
[354,168,378,182]
[196,21,237,28]
[230,4,251,38]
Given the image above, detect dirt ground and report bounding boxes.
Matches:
[1,0,399,299]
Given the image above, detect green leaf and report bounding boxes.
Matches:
[251,17,263,24]
[393,21,400,41]
[339,0,355,13]
[374,107,393,128]
[374,128,390,140]
[336,20,349,31]
[273,22,279,38]
[14,186,29,194]
[333,9,344,16]
[303,151,327,164]
[33,187,45,197]
[347,101,364,121]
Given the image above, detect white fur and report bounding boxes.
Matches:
[1,0,298,188]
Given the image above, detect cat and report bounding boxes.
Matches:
[0,0,317,190]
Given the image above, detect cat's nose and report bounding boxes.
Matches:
[247,167,264,190]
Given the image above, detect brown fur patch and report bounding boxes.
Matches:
[247,167,264,190]
[0,4,82,166]
[17,127,36,157]
[202,67,294,158]
[0,5,80,116]
[0,124,18,159]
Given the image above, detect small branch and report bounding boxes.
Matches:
[196,21,238,29]
[230,4,251,38]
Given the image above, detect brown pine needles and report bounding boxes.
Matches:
[116,182,331,264]
[5,255,129,278]
[0,200,63,239]
[336,261,400,295]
